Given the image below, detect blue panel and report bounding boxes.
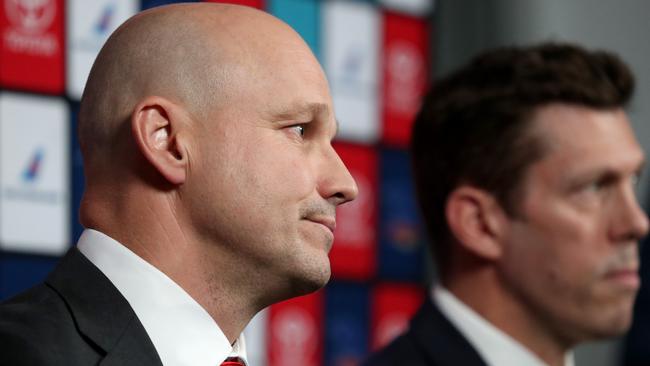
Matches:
[325,281,369,365]
[0,252,59,300]
[269,0,321,61]
[141,0,198,10]
[70,102,85,243]
[378,147,425,281]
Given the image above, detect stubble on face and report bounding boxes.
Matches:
[498,104,648,347]
[182,17,354,306]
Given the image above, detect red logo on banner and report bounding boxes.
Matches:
[329,143,377,280]
[0,0,64,93]
[371,283,424,350]
[387,41,424,115]
[381,12,429,147]
[269,293,323,366]
[5,0,56,34]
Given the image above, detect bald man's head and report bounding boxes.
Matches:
[76,3,356,320]
[78,3,316,172]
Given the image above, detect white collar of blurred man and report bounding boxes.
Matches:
[433,285,575,366]
[77,229,248,366]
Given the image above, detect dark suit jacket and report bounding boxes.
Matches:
[0,248,163,365]
[364,298,488,366]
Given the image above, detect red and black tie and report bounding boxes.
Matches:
[221,357,245,366]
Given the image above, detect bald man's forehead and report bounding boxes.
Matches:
[80,2,327,149]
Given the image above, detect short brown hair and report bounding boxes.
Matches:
[412,42,634,273]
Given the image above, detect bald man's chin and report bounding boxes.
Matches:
[288,262,331,297]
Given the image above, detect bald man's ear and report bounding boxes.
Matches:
[131,97,188,185]
[446,186,508,261]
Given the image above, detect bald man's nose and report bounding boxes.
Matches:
[319,147,358,206]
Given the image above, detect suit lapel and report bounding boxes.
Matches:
[46,248,163,366]
[409,298,488,366]
[99,316,164,366]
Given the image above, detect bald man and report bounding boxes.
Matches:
[0,4,357,365]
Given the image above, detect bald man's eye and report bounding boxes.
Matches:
[288,124,305,137]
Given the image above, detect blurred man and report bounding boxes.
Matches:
[0,3,357,365]
[366,43,648,366]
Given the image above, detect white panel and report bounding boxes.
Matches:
[323,0,380,143]
[66,0,138,100]
[0,93,70,255]
[243,308,268,366]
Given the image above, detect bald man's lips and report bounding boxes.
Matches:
[306,216,336,234]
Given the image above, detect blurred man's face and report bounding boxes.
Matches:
[499,104,648,344]
[185,34,357,300]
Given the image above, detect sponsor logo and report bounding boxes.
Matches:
[333,45,375,101]
[341,45,363,84]
[94,2,114,35]
[272,307,317,366]
[3,147,63,204]
[2,0,58,56]
[22,147,43,182]
[73,2,116,52]
[5,0,56,33]
[387,41,424,115]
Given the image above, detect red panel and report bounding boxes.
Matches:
[268,292,323,366]
[381,12,429,147]
[330,142,377,280]
[371,283,424,351]
[203,0,264,9]
[0,0,65,94]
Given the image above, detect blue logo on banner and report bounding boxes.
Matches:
[22,148,44,183]
[95,3,115,35]
[4,146,59,204]
[342,46,363,84]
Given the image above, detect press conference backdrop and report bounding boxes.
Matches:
[0,0,433,365]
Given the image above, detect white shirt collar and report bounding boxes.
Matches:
[432,285,574,366]
[77,229,247,366]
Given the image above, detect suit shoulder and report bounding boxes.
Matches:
[364,332,432,366]
[0,284,79,364]
[0,283,72,328]
[0,322,50,365]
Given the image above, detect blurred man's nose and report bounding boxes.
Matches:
[611,183,649,243]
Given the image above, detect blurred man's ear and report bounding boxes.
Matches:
[445,185,509,260]
[131,96,189,185]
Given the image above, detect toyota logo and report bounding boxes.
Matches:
[5,0,56,34]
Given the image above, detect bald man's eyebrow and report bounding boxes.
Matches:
[269,102,330,122]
